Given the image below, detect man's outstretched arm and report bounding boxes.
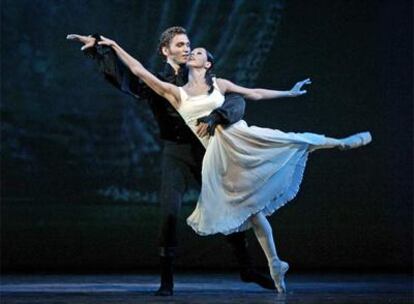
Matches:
[66,33,151,99]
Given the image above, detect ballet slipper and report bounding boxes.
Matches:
[339,131,372,150]
[269,257,289,293]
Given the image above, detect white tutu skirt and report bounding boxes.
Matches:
[186,120,335,236]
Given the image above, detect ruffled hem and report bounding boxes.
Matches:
[186,152,309,236]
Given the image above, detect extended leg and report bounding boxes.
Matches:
[310,131,372,152]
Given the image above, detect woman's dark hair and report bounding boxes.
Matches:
[204,49,215,94]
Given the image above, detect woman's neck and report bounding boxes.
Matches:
[187,67,207,88]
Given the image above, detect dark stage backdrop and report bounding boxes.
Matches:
[1,0,412,272]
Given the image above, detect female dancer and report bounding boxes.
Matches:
[93,36,371,293]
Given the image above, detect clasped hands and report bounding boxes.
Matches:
[66,34,115,50]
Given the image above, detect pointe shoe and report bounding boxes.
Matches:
[339,131,372,150]
[269,258,289,293]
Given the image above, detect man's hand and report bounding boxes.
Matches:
[289,78,312,97]
[96,35,116,47]
[66,34,96,51]
[196,122,209,138]
[196,113,223,137]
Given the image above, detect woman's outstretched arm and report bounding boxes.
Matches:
[97,36,181,108]
[216,78,311,100]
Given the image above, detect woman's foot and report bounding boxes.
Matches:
[269,258,289,293]
[339,131,372,150]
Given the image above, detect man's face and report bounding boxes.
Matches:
[163,34,191,65]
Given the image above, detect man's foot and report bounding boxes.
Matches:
[269,258,289,293]
[240,268,276,290]
[155,250,174,296]
[339,131,372,150]
[154,285,173,296]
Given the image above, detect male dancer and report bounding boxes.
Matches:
[67,26,274,296]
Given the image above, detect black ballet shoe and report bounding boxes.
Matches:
[240,268,276,290]
[154,285,173,296]
[155,249,174,296]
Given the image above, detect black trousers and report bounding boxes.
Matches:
[158,139,248,255]
[158,139,203,248]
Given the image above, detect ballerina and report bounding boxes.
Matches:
[93,36,371,293]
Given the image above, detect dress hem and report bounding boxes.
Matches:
[186,152,309,236]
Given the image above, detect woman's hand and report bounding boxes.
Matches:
[97,35,117,47]
[66,34,96,51]
[289,78,311,97]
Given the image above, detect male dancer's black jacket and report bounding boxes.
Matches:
[86,44,245,143]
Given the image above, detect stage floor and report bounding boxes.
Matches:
[1,273,412,303]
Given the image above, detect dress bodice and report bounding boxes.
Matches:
[177,81,225,148]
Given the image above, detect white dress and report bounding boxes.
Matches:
[177,81,343,236]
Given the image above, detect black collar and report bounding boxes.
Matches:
[161,63,188,83]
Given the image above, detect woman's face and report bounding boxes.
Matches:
[187,48,211,70]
